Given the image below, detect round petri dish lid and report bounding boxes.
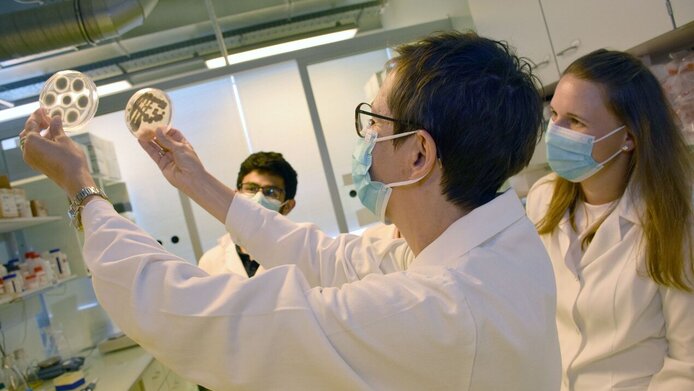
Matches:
[124,88,173,137]
[39,70,98,131]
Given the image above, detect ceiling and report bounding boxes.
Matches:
[0,0,384,110]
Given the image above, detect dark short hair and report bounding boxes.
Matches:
[387,31,542,210]
[236,151,298,200]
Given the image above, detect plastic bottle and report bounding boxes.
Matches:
[1,355,30,391]
[23,275,37,291]
[43,249,70,279]
[32,267,47,288]
[12,349,36,386]
[2,274,22,295]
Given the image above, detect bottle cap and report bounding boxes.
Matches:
[39,70,99,131]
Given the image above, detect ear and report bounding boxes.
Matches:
[280,199,296,215]
[623,128,636,152]
[407,130,438,180]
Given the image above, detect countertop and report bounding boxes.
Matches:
[31,346,153,391]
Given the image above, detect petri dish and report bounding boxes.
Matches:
[39,70,98,131]
[124,88,173,138]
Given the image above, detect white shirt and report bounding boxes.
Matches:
[198,234,264,277]
[526,173,694,391]
[82,191,560,390]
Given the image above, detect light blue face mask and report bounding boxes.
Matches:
[351,128,425,222]
[242,191,285,213]
[545,120,627,182]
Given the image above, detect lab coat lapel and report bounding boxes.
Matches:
[580,186,640,269]
[224,239,251,277]
[556,213,576,273]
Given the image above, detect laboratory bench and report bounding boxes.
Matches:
[30,346,196,391]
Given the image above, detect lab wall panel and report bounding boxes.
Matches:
[307,49,390,233]
[233,61,340,236]
[167,77,251,255]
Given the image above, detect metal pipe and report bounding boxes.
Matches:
[0,0,159,61]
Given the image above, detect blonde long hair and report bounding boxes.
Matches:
[537,49,693,291]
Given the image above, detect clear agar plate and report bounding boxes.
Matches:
[39,70,98,131]
[124,88,173,137]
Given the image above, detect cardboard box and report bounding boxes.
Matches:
[0,188,19,217]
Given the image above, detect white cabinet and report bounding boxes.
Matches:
[469,0,681,88]
[670,0,694,27]
[541,0,673,71]
[468,0,561,86]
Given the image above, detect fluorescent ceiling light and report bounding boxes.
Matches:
[206,28,358,69]
[0,102,40,123]
[0,46,77,68]
[96,80,132,97]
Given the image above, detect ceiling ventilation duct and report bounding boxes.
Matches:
[0,0,159,61]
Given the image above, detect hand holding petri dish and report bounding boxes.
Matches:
[39,70,99,131]
[124,88,173,140]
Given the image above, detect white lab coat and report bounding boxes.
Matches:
[198,234,264,277]
[526,173,694,391]
[82,191,560,390]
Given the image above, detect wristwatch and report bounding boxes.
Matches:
[67,186,110,230]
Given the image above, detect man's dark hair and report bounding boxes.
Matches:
[388,31,542,210]
[236,151,298,200]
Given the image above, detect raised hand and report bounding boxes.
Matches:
[20,108,96,196]
[138,127,206,195]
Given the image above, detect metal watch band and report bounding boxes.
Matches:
[68,186,110,230]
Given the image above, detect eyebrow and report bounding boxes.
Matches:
[549,105,591,125]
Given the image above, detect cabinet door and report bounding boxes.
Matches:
[670,0,694,27]
[541,0,673,71]
[468,0,561,87]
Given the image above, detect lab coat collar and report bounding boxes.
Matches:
[556,180,643,240]
[412,190,527,268]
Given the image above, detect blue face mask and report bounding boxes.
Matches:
[545,120,627,182]
[351,128,425,222]
[242,191,285,213]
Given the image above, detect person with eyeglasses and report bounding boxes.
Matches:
[19,31,560,390]
[198,151,297,278]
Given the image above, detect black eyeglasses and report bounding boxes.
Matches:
[354,102,420,138]
[238,183,285,201]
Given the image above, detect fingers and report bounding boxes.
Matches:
[46,115,64,140]
[153,126,184,151]
[21,108,48,138]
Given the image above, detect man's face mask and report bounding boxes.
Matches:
[351,128,427,223]
[545,120,627,182]
[242,191,285,213]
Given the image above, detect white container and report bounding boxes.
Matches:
[34,266,48,288]
[43,248,71,279]
[24,274,38,291]
[2,273,22,294]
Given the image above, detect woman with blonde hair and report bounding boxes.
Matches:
[526,49,693,390]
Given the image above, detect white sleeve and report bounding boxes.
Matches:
[81,199,472,390]
[648,285,694,390]
[226,195,415,287]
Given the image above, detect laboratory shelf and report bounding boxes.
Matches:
[0,216,63,234]
[0,275,78,306]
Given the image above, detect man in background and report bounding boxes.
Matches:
[198,151,297,277]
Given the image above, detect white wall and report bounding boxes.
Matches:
[233,61,340,236]
[307,49,390,232]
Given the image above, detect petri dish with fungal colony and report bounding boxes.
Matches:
[39,70,99,131]
[124,87,173,139]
